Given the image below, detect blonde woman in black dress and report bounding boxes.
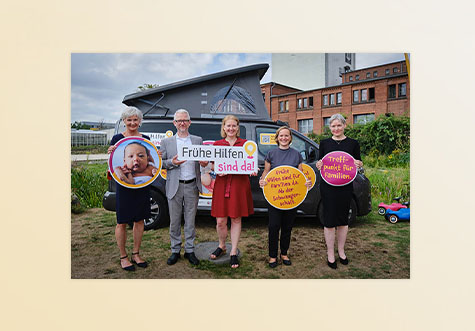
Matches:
[316,114,363,269]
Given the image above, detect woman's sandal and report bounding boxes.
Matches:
[210,247,226,260]
[131,251,148,268]
[120,255,135,271]
[230,255,240,268]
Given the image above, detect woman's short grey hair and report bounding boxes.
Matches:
[121,106,143,122]
[174,109,190,121]
[329,113,346,126]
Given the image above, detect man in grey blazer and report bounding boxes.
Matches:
[160,109,208,266]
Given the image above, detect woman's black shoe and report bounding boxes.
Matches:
[269,259,278,268]
[339,257,349,265]
[132,251,148,268]
[120,255,136,271]
[327,259,337,269]
[280,254,292,266]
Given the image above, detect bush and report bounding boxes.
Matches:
[348,114,410,155]
[71,145,109,155]
[71,164,108,208]
[308,114,410,166]
[363,149,410,168]
[366,167,410,204]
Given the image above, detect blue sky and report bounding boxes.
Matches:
[71,53,405,123]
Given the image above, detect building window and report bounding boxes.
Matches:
[279,101,284,112]
[330,94,335,105]
[309,97,313,107]
[373,71,378,78]
[349,76,353,81]
[323,117,331,127]
[385,69,390,75]
[345,53,352,64]
[388,84,396,99]
[303,97,308,108]
[353,90,359,103]
[297,98,302,109]
[262,93,265,101]
[323,95,328,106]
[366,72,370,79]
[393,67,398,73]
[361,89,367,102]
[398,83,407,97]
[369,88,375,101]
[285,100,289,111]
[337,92,342,104]
[354,113,375,125]
[298,119,313,134]
[355,74,360,81]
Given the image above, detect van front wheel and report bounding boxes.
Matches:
[144,190,169,230]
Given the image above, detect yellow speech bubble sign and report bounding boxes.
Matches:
[165,130,173,137]
[160,169,167,180]
[262,166,308,210]
[301,163,316,190]
[243,141,257,159]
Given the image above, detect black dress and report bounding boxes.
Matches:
[319,137,361,228]
[110,133,151,224]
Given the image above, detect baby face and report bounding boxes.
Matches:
[124,143,148,173]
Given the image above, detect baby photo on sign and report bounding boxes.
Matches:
[109,137,162,188]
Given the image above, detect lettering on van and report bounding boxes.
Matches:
[142,130,173,146]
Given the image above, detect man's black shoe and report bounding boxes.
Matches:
[184,252,200,266]
[167,253,180,265]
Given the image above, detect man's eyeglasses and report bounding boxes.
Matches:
[174,120,190,124]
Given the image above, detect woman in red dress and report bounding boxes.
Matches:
[209,115,254,268]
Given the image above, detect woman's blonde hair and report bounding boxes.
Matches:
[220,115,240,138]
[274,126,292,146]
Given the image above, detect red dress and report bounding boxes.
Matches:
[211,138,254,218]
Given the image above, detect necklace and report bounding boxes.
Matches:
[333,137,346,145]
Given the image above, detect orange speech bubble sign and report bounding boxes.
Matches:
[301,163,316,190]
[262,166,308,210]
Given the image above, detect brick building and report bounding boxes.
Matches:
[261,60,409,134]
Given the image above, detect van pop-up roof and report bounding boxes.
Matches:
[122,63,270,121]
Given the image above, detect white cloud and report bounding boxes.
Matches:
[71,53,402,123]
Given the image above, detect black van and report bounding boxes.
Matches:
[102,64,371,230]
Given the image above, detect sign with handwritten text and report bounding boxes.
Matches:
[262,166,308,210]
[320,151,357,186]
[177,141,258,174]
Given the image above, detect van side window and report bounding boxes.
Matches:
[256,127,310,161]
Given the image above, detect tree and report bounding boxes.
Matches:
[137,83,159,91]
[71,121,91,130]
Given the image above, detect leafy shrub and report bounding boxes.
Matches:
[71,164,108,208]
[363,149,410,168]
[308,114,410,166]
[71,145,109,155]
[348,114,410,155]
